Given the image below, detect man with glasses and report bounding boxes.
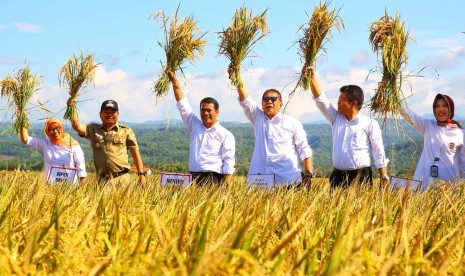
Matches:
[166,70,236,186]
[67,98,147,185]
[230,69,314,187]
[305,66,389,188]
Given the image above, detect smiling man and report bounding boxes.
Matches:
[167,70,235,186]
[231,70,314,187]
[306,66,389,189]
[67,98,147,185]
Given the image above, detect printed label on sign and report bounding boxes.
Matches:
[160,173,192,187]
[390,176,422,191]
[246,174,275,188]
[47,166,77,184]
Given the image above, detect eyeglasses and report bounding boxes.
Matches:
[262,97,279,103]
[49,127,61,133]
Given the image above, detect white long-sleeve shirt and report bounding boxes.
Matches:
[314,93,389,170]
[400,106,465,189]
[239,96,313,185]
[177,97,235,174]
[26,136,87,183]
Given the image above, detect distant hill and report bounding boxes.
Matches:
[0,118,433,177]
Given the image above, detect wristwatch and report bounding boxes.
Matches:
[304,172,314,178]
[138,172,147,176]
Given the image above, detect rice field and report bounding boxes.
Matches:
[0,171,464,275]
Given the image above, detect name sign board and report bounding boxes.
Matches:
[246,174,275,188]
[47,166,77,184]
[160,173,192,187]
[390,176,422,191]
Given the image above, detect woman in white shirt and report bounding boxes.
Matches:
[20,118,87,184]
[400,94,465,190]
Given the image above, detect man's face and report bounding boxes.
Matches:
[200,102,219,128]
[337,92,354,117]
[100,108,119,127]
[261,91,283,119]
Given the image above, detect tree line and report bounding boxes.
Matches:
[0,119,427,177]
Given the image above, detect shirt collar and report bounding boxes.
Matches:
[99,123,119,131]
[266,112,283,123]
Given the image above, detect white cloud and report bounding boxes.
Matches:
[14,22,46,33]
[350,51,372,66]
[0,24,8,30]
[421,46,465,70]
[9,63,464,127]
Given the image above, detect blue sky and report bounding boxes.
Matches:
[1,0,464,127]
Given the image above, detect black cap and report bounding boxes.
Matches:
[100,100,118,111]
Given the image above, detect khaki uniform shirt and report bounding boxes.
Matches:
[83,123,139,176]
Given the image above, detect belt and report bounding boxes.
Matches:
[334,167,370,173]
[101,170,129,179]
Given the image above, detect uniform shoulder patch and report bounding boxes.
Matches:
[118,123,128,128]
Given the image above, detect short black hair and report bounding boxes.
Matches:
[340,85,364,110]
[262,88,282,101]
[200,97,219,110]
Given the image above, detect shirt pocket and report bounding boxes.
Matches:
[112,135,125,148]
[269,128,293,144]
[201,135,222,155]
[350,129,368,149]
[444,131,462,154]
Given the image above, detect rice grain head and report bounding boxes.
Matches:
[152,7,206,100]
[218,6,268,88]
[295,1,344,92]
[58,53,99,120]
[0,65,41,133]
[369,10,412,122]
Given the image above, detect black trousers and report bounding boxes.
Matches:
[190,171,225,186]
[329,167,373,189]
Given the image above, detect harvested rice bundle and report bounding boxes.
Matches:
[369,11,411,119]
[218,6,268,88]
[0,65,41,133]
[295,1,343,92]
[59,53,99,120]
[152,7,206,99]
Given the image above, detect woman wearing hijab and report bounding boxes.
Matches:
[400,94,465,190]
[20,118,87,184]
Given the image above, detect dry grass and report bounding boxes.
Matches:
[0,65,41,134]
[1,171,464,274]
[58,52,99,121]
[294,1,344,93]
[369,10,412,122]
[218,6,268,88]
[152,6,207,100]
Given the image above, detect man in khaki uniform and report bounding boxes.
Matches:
[67,99,147,185]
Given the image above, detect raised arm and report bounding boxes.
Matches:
[307,66,322,98]
[167,70,185,102]
[66,97,86,136]
[20,127,29,144]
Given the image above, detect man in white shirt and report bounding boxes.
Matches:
[167,70,236,186]
[307,67,389,188]
[230,70,314,187]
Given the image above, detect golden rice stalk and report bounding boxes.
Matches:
[218,6,268,88]
[58,52,99,120]
[151,7,207,99]
[295,1,344,92]
[369,10,411,120]
[0,65,41,134]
